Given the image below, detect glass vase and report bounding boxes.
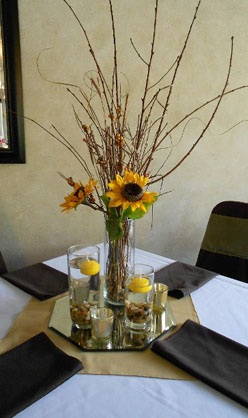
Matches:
[104,218,135,305]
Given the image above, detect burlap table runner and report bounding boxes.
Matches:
[0,293,199,380]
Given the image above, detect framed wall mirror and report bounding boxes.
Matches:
[0,0,25,163]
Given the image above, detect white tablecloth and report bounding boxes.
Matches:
[0,248,247,418]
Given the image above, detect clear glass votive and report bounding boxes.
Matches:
[153,283,168,313]
[124,329,149,349]
[91,307,114,342]
[125,264,154,331]
[68,245,100,329]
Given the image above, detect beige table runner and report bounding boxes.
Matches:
[0,293,199,380]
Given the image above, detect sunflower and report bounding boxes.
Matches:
[60,178,97,213]
[106,170,157,212]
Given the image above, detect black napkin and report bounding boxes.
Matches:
[155,262,216,298]
[0,332,83,418]
[151,319,248,408]
[2,262,68,300]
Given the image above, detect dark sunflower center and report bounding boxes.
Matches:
[122,183,144,202]
[74,186,85,197]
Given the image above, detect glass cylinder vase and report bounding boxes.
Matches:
[67,245,100,329]
[104,218,135,306]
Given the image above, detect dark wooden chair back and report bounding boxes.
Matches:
[0,251,8,275]
[196,201,248,282]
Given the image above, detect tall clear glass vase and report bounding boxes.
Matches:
[104,218,135,306]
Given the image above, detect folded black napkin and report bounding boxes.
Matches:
[155,262,216,298]
[0,332,83,418]
[151,319,248,408]
[2,262,68,300]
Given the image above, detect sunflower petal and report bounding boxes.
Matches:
[136,175,144,187]
[108,199,123,208]
[134,173,139,183]
[106,191,121,200]
[110,184,122,193]
[138,202,147,212]
[124,171,134,184]
[143,176,149,186]
[130,202,138,212]
[129,171,135,182]
[142,192,158,202]
[108,181,117,189]
[122,201,130,210]
[116,174,124,186]
[124,170,130,183]
[84,178,98,196]
[139,176,148,187]
[73,182,81,192]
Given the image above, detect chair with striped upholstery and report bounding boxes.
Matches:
[196,201,248,283]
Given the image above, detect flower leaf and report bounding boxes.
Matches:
[106,218,124,240]
[100,194,110,208]
[127,208,146,220]
[101,194,119,218]
[123,196,158,220]
[121,206,133,220]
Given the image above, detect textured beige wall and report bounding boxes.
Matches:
[1,0,248,271]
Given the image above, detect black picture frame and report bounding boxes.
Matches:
[0,0,25,163]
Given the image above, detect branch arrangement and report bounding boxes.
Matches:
[30,0,247,219]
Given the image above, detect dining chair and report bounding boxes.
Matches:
[195,201,248,283]
[0,251,8,275]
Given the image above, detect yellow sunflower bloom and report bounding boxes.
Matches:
[106,170,157,213]
[60,178,97,213]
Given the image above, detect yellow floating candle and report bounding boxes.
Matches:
[80,260,100,276]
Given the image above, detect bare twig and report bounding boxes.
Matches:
[135,0,159,153]
[143,0,202,174]
[147,57,179,91]
[149,36,235,185]
[130,38,149,66]
[62,0,112,115]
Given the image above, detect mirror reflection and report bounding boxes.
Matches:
[0,24,8,149]
[49,295,176,351]
[0,0,25,163]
